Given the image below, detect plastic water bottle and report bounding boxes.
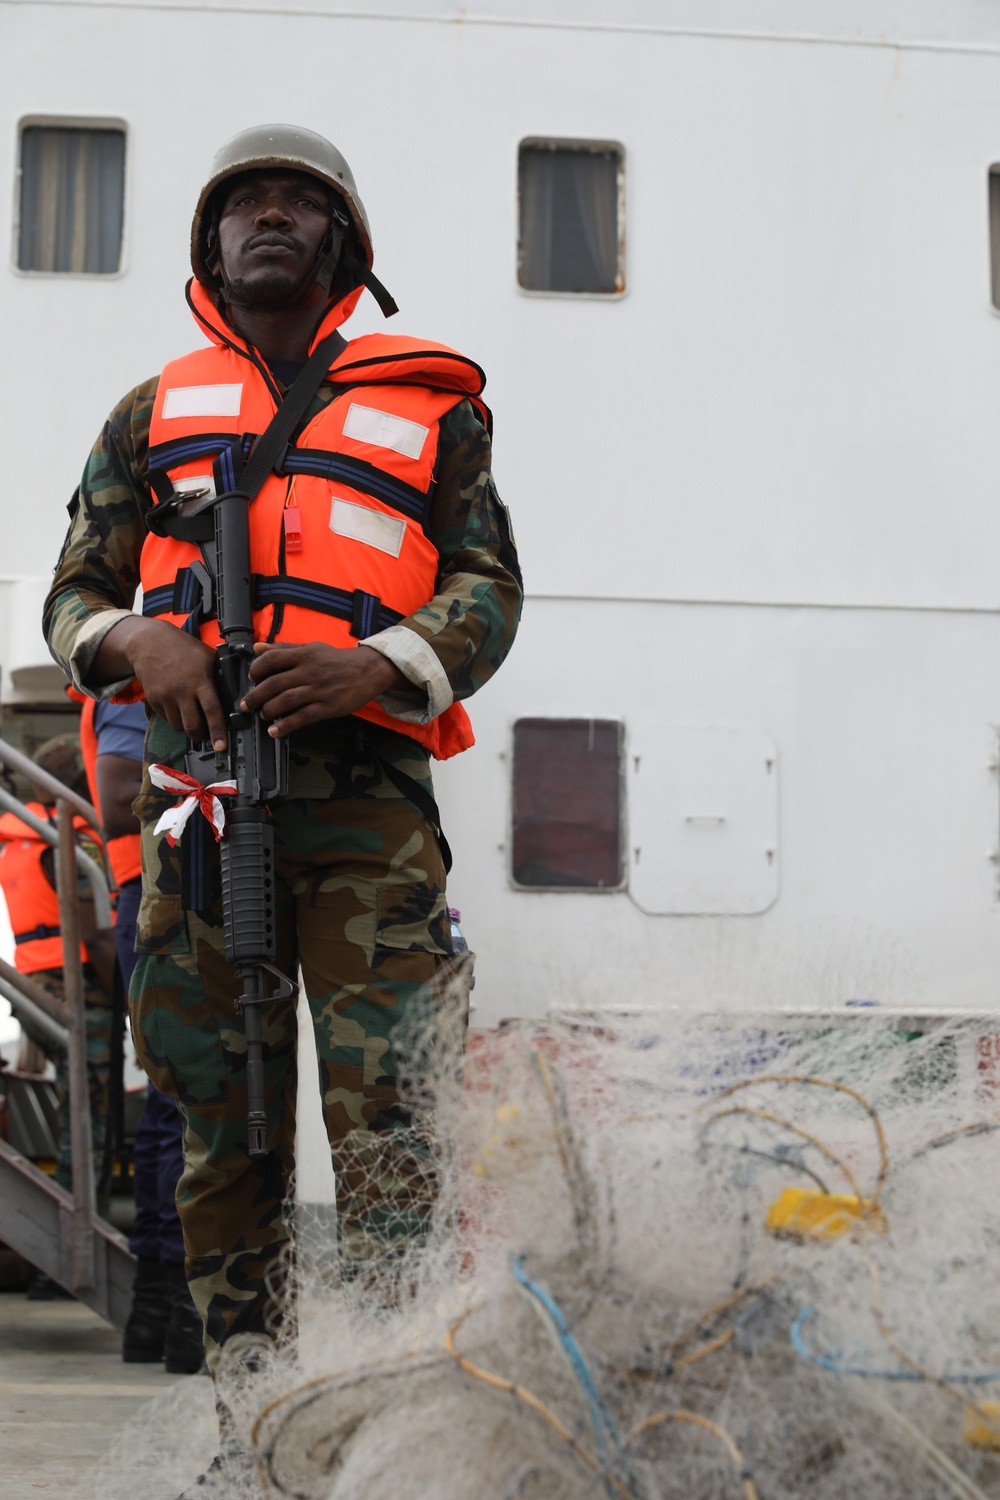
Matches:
[448,907,470,954]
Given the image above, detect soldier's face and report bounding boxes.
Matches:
[214,170,335,304]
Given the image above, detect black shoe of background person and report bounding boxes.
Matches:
[122,1257,172,1361]
[163,1261,206,1374]
[26,1271,74,1301]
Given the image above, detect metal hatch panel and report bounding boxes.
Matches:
[628,725,779,916]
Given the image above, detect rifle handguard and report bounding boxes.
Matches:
[220,807,277,964]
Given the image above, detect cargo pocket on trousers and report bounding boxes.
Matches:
[373,883,452,983]
[133,777,191,956]
[374,885,472,1082]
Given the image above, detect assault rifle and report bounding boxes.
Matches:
[179,330,345,1156]
[185,488,295,1157]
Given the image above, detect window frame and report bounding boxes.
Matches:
[508,716,628,894]
[989,164,1000,314]
[12,115,130,280]
[516,135,627,301]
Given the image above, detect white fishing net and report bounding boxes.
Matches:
[73,1003,1000,1500]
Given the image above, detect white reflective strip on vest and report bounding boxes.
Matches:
[161,384,243,419]
[330,497,406,558]
[342,402,429,460]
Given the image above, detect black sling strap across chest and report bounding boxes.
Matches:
[147,325,347,539]
[161,327,455,880]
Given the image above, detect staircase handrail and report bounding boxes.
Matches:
[0,957,69,1048]
[0,734,98,826]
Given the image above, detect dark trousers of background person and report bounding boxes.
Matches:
[116,876,201,1369]
[117,877,185,1265]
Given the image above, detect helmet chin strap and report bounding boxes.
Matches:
[358,263,399,318]
[309,215,348,300]
[314,206,398,317]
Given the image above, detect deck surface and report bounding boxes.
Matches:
[0,1292,216,1499]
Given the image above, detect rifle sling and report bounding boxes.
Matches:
[179,326,454,899]
[236,326,348,503]
[185,327,347,637]
[356,732,453,876]
[231,333,453,875]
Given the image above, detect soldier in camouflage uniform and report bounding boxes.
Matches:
[43,123,521,1459]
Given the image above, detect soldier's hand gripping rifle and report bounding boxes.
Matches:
[180,329,345,1156]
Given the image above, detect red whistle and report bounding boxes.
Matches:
[283,506,303,552]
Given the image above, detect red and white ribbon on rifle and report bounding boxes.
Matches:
[148,764,237,846]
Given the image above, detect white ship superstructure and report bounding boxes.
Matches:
[4,0,1000,1022]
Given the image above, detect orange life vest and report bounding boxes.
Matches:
[139,280,488,760]
[78,699,142,886]
[0,805,90,974]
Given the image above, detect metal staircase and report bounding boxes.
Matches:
[0,1137,134,1324]
[0,734,135,1326]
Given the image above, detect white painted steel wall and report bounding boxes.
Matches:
[4,0,1000,1021]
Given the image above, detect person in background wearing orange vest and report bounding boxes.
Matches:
[0,736,116,1293]
[79,698,203,1371]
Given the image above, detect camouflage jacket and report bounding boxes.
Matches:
[43,363,522,792]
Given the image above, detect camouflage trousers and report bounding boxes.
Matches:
[19,966,114,1193]
[128,724,468,1375]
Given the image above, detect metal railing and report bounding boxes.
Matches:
[0,735,100,825]
[0,734,134,1324]
[0,958,68,1050]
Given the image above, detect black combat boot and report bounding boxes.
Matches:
[122,1257,171,1362]
[162,1261,206,1374]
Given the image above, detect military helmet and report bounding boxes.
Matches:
[190,124,374,288]
[34,735,89,804]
